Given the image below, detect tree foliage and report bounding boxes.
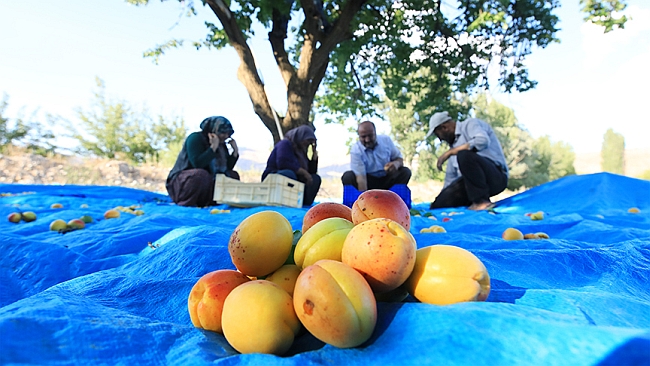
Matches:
[387,92,575,189]
[0,94,57,155]
[381,68,470,182]
[472,94,575,189]
[580,0,627,33]
[0,95,28,151]
[123,0,600,143]
[601,128,625,174]
[68,78,188,164]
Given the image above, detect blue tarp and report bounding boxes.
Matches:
[1,173,649,365]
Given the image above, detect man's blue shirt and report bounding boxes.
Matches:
[350,135,403,178]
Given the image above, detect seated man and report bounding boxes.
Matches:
[427,111,509,210]
[341,121,411,191]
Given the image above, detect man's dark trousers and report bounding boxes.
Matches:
[341,167,411,190]
[430,150,507,209]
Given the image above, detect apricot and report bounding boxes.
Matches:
[628,207,640,213]
[187,269,250,334]
[67,218,85,230]
[293,260,376,348]
[294,217,354,269]
[7,212,21,223]
[341,218,416,294]
[502,227,524,240]
[266,264,301,296]
[351,189,410,230]
[103,209,120,219]
[49,219,67,231]
[50,203,63,209]
[21,211,37,222]
[535,232,550,239]
[302,202,352,233]
[530,211,544,220]
[405,245,490,305]
[229,211,293,277]
[420,225,446,233]
[222,280,300,355]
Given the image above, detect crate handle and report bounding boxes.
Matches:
[287,182,295,188]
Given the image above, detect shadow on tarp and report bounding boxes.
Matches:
[488,279,527,304]
[596,332,650,366]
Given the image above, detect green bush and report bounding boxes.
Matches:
[67,78,187,165]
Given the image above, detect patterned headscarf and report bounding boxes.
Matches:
[284,125,316,170]
[200,116,234,136]
[199,116,234,174]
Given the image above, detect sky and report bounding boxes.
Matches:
[1,0,649,170]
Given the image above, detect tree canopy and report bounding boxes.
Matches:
[387,92,575,189]
[0,95,29,151]
[601,128,625,174]
[0,94,57,156]
[125,0,627,144]
[67,78,188,164]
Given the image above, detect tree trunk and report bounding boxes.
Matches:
[207,0,368,144]
[206,0,284,143]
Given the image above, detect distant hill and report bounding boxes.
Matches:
[236,146,349,179]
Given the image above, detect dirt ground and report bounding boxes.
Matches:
[0,146,513,205]
[9,145,648,206]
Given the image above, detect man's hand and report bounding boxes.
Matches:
[436,151,451,171]
[384,158,403,175]
[384,161,398,174]
[356,174,368,192]
[437,143,471,170]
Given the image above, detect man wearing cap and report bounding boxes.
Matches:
[341,120,411,191]
[166,116,240,207]
[426,111,508,210]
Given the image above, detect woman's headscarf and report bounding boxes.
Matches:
[284,125,316,170]
[199,116,234,174]
[200,116,234,136]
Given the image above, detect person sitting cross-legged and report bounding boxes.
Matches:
[341,120,411,192]
[262,125,321,206]
[166,116,239,207]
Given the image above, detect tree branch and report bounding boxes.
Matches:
[350,57,364,98]
[317,0,367,54]
[309,54,329,96]
[299,0,322,38]
[269,5,296,87]
[204,0,282,141]
[306,0,368,88]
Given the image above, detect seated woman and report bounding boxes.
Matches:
[262,125,321,206]
[166,116,239,207]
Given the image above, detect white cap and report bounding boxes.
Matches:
[425,111,452,139]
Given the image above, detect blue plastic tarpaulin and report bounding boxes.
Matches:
[1,173,649,365]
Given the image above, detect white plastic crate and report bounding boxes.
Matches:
[213,174,304,208]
